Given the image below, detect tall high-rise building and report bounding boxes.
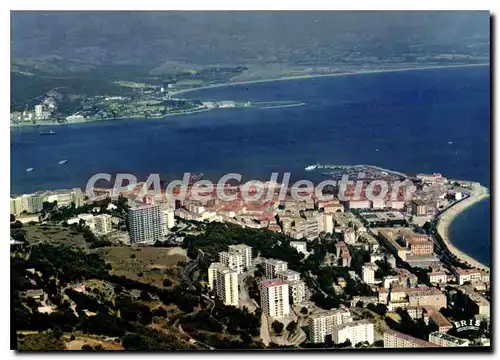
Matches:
[128,204,162,243]
[228,244,252,269]
[161,208,176,234]
[263,259,288,279]
[94,214,113,235]
[215,266,239,306]
[308,308,353,343]
[208,262,224,290]
[219,251,244,274]
[260,279,290,318]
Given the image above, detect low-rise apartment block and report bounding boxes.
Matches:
[307,308,352,343]
[384,330,436,348]
[428,332,470,347]
[331,319,374,345]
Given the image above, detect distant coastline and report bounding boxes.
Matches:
[436,183,490,271]
[170,62,490,96]
[11,62,489,130]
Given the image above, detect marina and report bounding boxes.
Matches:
[305,163,408,181]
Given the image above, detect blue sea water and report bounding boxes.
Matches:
[10,66,490,265]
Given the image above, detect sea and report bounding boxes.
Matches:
[10,65,491,266]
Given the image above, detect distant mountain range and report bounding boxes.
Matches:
[11,11,490,75]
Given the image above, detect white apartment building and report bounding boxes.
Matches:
[263,259,288,279]
[128,204,162,243]
[228,244,252,269]
[94,214,113,235]
[286,280,307,305]
[161,208,176,234]
[308,308,353,343]
[276,269,301,282]
[362,263,377,284]
[428,271,448,285]
[383,275,400,289]
[290,241,307,254]
[219,251,244,274]
[44,188,84,208]
[320,213,333,234]
[208,262,224,290]
[10,191,59,215]
[215,266,239,306]
[260,279,290,318]
[428,332,470,347]
[331,320,374,345]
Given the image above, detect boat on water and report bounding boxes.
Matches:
[58,160,68,165]
[26,168,34,172]
[39,131,56,136]
[305,163,321,171]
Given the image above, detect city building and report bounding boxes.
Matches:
[260,279,290,318]
[276,269,301,282]
[208,262,224,290]
[34,104,43,119]
[94,214,113,235]
[428,309,453,333]
[286,280,307,305]
[407,236,434,256]
[362,263,377,284]
[411,200,427,216]
[290,241,307,254]
[219,251,244,274]
[407,287,447,310]
[428,332,470,347]
[263,258,288,279]
[228,244,253,269]
[428,270,448,285]
[452,268,482,285]
[331,320,374,345]
[307,308,352,343]
[215,266,239,306]
[128,204,162,243]
[383,330,436,348]
[161,208,176,234]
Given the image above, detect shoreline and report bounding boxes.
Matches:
[11,63,489,130]
[436,183,490,272]
[10,107,216,129]
[170,63,490,96]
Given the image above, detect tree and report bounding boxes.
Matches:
[286,321,298,334]
[271,320,284,334]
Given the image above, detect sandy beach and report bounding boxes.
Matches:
[436,182,490,272]
[170,63,489,96]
